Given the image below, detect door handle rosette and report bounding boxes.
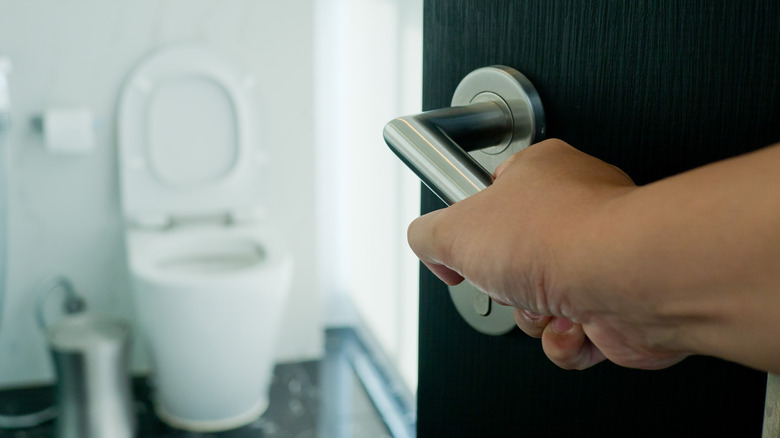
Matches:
[384,66,545,335]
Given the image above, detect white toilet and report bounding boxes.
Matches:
[116,46,293,432]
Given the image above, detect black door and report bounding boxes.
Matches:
[419,1,779,436]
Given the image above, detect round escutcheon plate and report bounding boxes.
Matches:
[446,66,545,335]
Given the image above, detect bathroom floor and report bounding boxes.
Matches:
[0,331,395,438]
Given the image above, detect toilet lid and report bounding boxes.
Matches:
[117,46,267,225]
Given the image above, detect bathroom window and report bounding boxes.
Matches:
[315,0,422,397]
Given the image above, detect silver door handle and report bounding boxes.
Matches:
[383,65,545,206]
[383,66,546,336]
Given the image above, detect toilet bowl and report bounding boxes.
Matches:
[129,225,292,431]
[117,46,293,431]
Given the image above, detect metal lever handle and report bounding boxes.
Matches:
[383,102,507,205]
[383,65,545,206]
[382,66,545,336]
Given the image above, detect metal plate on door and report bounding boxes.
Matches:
[384,66,545,335]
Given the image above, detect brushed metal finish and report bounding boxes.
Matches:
[47,314,136,438]
[452,65,545,171]
[764,374,780,438]
[384,66,545,335]
[383,101,503,205]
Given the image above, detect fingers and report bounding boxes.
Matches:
[421,261,464,286]
[514,309,553,338]
[407,209,466,285]
[515,310,607,370]
[541,319,607,370]
[492,139,566,180]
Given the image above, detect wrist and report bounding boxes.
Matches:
[559,185,699,354]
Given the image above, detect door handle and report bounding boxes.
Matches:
[383,101,504,205]
[383,66,545,335]
[384,65,545,205]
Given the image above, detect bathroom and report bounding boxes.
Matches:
[5,0,780,436]
[0,0,422,436]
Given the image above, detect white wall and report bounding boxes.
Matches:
[0,0,320,386]
[316,0,422,392]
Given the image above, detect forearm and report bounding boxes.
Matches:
[576,143,780,372]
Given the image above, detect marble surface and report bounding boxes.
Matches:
[0,359,391,438]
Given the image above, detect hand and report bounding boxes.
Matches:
[407,139,689,370]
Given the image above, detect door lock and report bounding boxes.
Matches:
[384,66,545,335]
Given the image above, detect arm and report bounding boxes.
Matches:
[407,138,780,372]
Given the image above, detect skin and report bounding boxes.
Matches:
[407,138,780,373]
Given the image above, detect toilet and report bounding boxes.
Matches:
[116,46,293,432]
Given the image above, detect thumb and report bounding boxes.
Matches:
[541,318,607,370]
[407,209,465,285]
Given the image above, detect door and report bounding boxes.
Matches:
[418,1,779,436]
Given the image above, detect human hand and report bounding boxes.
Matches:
[407,139,689,370]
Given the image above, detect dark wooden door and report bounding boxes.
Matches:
[419,1,780,436]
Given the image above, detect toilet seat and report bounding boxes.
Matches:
[117,46,267,225]
[128,226,290,287]
[118,46,286,281]
[119,46,293,432]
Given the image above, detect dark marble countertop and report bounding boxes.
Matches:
[0,359,391,438]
